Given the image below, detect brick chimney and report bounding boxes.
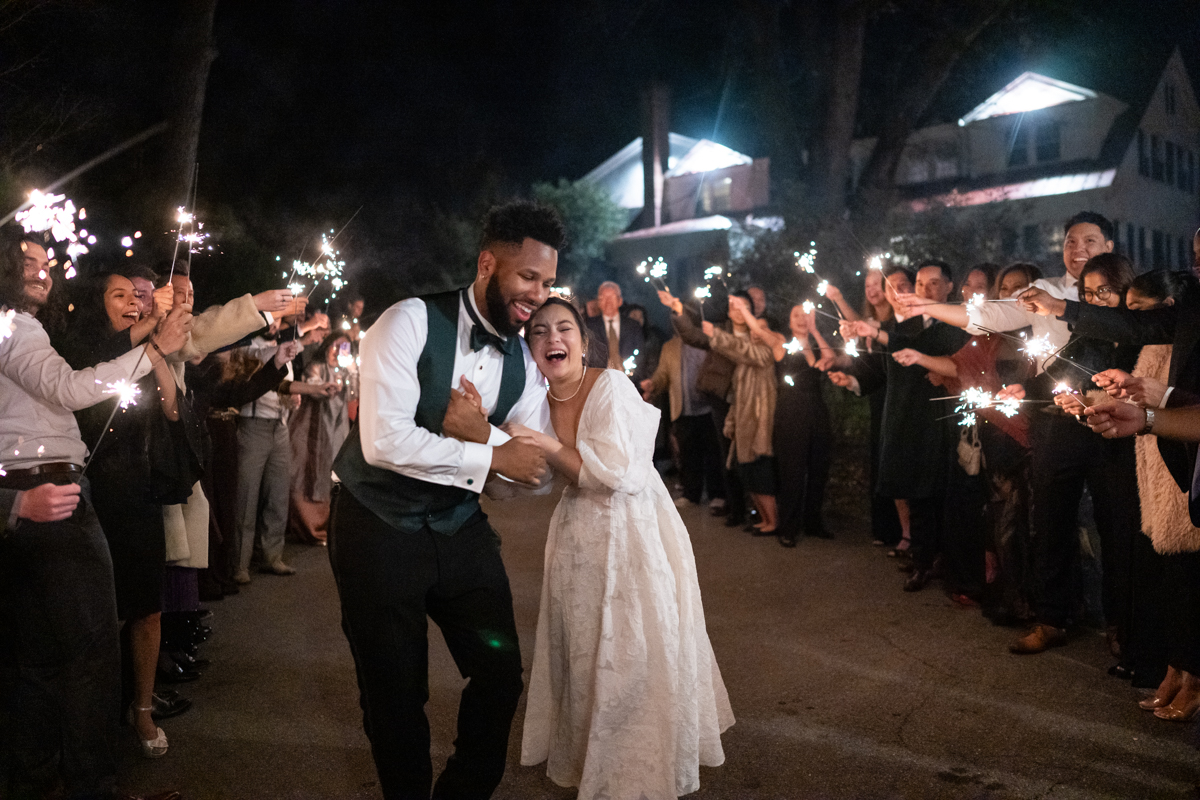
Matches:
[639,83,670,229]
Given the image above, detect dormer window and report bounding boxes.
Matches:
[1035,122,1061,162]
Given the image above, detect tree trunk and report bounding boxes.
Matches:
[157,0,219,227]
[849,0,1013,239]
[810,1,866,223]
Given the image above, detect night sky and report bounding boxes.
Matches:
[1,0,1197,292]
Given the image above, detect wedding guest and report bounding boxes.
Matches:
[659,289,747,526]
[766,303,835,546]
[702,292,778,533]
[57,272,197,759]
[586,281,645,375]
[288,331,352,545]
[641,333,726,510]
[0,234,188,799]
[825,268,904,548]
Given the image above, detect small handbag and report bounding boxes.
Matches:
[957,423,982,476]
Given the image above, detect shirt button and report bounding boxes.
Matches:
[467,478,474,485]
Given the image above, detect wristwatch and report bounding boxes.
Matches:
[1139,407,1155,435]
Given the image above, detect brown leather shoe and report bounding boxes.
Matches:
[1009,623,1066,654]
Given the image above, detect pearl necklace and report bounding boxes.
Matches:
[548,367,587,402]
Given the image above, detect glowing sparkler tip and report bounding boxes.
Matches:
[783,375,795,386]
[1052,382,1073,395]
[104,379,141,409]
[868,255,884,271]
[801,300,815,315]
[694,286,711,300]
[970,293,986,307]
[783,338,803,355]
[844,340,860,357]
[817,279,830,296]
[704,265,723,280]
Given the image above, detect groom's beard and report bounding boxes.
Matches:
[485,278,526,337]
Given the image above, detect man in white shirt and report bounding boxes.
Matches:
[328,201,561,800]
[0,233,191,800]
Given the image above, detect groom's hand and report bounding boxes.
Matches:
[443,381,490,444]
[491,437,546,486]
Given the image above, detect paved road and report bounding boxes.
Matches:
[122,488,1200,799]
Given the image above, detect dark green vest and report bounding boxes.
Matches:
[333,289,526,534]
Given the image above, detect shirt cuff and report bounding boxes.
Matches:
[486,424,511,447]
[963,304,985,335]
[458,441,493,493]
[262,310,274,325]
[1160,386,1174,409]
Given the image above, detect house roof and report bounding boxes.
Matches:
[957,72,1097,126]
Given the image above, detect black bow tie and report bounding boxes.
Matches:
[470,324,516,356]
[462,288,516,356]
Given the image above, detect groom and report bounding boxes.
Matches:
[328,200,566,800]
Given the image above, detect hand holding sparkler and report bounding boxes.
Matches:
[151,285,174,320]
[841,318,880,341]
[891,348,925,368]
[701,320,715,337]
[15,482,82,523]
[1054,390,1087,416]
[272,340,303,368]
[656,289,684,315]
[1017,287,1066,317]
[255,289,297,314]
[1093,371,1166,408]
[827,371,855,389]
[1083,401,1146,439]
[153,306,194,357]
[996,383,1025,402]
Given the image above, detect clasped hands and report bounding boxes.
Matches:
[441,377,547,486]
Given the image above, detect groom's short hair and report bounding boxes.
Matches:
[480,200,567,253]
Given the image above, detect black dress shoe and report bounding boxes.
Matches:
[150,691,193,720]
[903,569,932,593]
[156,654,201,684]
[169,649,210,670]
[1107,664,1134,680]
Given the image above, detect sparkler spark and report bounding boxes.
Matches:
[844,339,860,357]
[104,379,141,409]
[622,349,639,377]
[783,375,795,387]
[291,233,347,297]
[1052,382,1074,395]
[970,293,986,307]
[636,258,669,290]
[1020,334,1054,360]
[694,286,711,300]
[783,338,804,355]
[16,190,90,264]
[817,279,830,296]
[704,266,723,281]
[336,353,354,370]
[868,255,884,271]
[801,300,815,315]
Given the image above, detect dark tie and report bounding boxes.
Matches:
[606,319,621,370]
[470,324,515,356]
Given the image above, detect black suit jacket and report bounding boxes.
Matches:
[1062,297,1200,492]
[586,311,646,373]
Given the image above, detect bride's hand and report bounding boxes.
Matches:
[501,422,538,440]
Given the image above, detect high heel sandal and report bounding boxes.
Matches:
[1153,700,1200,722]
[127,705,169,758]
[1139,695,1174,710]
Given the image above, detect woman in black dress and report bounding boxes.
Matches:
[763,304,835,547]
[58,272,187,759]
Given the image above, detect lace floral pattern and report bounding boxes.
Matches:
[520,370,734,799]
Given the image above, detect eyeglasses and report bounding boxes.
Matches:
[1082,285,1115,302]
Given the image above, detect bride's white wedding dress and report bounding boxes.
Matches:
[520,369,734,800]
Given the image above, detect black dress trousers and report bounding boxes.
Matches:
[328,486,524,800]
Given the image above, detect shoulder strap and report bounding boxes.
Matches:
[413,290,463,434]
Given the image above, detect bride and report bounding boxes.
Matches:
[504,297,733,800]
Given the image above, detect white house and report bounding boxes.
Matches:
[852,48,1200,269]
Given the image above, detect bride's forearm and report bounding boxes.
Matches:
[537,434,582,484]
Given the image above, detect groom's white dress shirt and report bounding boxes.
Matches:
[357,286,551,493]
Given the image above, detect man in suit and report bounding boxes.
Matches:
[586,281,645,374]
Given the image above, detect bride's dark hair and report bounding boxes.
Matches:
[527,296,590,358]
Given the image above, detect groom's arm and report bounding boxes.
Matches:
[358,299,497,492]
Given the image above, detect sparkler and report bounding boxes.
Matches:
[844,339,860,358]
[868,255,884,272]
[817,280,830,297]
[636,258,669,291]
[622,349,640,377]
[783,375,795,387]
[802,300,815,315]
[81,377,144,477]
[783,337,804,355]
[933,387,1031,426]
[1052,381,1074,395]
[694,285,712,322]
[795,242,817,274]
[15,190,90,276]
